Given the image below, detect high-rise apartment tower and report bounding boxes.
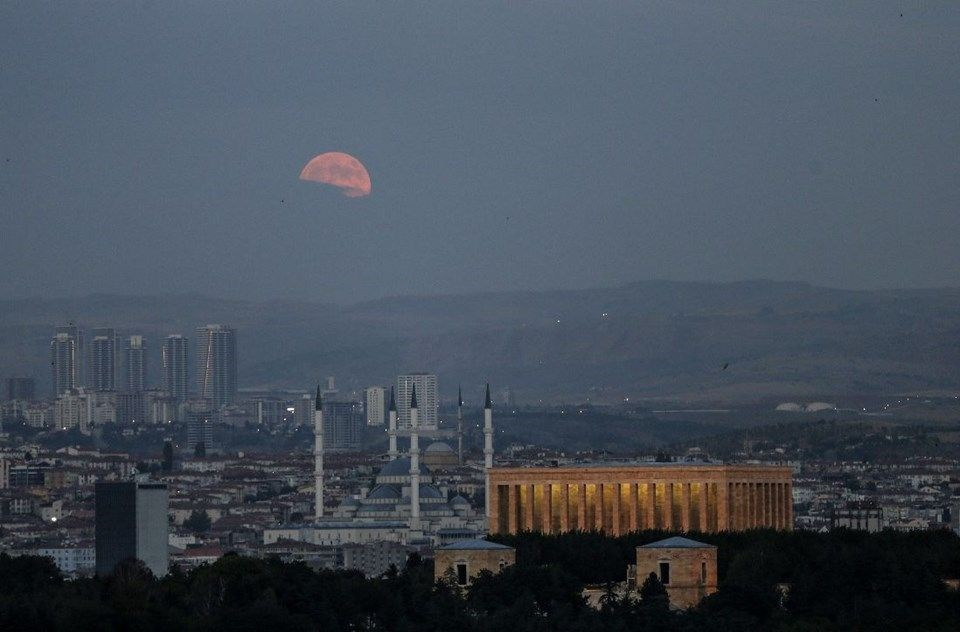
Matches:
[195,325,237,408]
[396,373,438,430]
[162,335,189,402]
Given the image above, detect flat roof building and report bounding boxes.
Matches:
[95,480,169,577]
[488,462,793,535]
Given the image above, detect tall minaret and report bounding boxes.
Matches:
[483,383,494,519]
[409,384,421,531]
[387,386,398,460]
[457,384,464,466]
[313,384,324,521]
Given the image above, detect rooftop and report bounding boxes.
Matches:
[639,536,715,549]
[438,538,513,551]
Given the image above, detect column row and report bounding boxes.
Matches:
[492,480,792,534]
[725,482,793,531]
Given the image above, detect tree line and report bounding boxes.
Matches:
[1,528,959,631]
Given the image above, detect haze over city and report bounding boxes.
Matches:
[2,3,959,302]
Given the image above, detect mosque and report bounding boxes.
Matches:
[263,383,493,547]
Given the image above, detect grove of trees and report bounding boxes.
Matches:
[1,528,959,631]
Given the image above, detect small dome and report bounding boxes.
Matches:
[419,484,443,499]
[450,495,470,506]
[775,402,803,412]
[425,441,454,453]
[368,484,401,499]
[378,457,431,477]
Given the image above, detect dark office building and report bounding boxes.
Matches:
[125,335,147,392]
[195,324,237,408]
[4,377,35,401]
[90,327,117,392]
[95,481,168,577]
[323,400,363,451]
[162,335,189,402]
[186,411,214,454]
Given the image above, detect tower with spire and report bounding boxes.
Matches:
[313,384,324,521]
[387,386,398,460]
[408,384,421,531]
[483,383,494,519]
[457,384,464,466]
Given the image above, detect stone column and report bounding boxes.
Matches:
[786,483,793,530]
[628,483,639,532]
[762,483,770,527]
[747,483,755,529]
[577,484,587,530]
[595,484,605,531]
[542,484,553,534]
[717,482,729,531]
[489,484,501,533]
[646,482,656,529]
[773,483,782,529]
[754,483,762,528]
[611,483,622,535]
[662,483,674,531]
[768,483,775,528]
[524,484,535,531]
[740,482,748,530]
[508,485,519,534]
[733,482,742,530]
[560,483,570,532]
[680,483,691,532]
[698,482,709,532]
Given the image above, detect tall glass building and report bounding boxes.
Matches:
[195,324,237,408]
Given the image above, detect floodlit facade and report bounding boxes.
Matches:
[636,536,718,608]
[488,463,793,534]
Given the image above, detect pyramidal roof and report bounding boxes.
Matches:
[438,538,513,551]
[639,536,715,549]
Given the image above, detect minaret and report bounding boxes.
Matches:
[409,384,421,531]
[387,386,398,460]
[483,383,494,519]
[313,384,324,521]
[457,384,464,466]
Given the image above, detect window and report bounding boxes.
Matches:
[456,563,468,586]
[701,561,707,584]
[659,561,670,585]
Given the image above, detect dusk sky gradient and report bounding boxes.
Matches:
[1,2,958,302]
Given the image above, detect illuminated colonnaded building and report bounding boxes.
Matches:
[488,463,793,534]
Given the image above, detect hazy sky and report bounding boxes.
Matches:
[1,2,958,303]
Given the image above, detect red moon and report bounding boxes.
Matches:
[299,152,371,197]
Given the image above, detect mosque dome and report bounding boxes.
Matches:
[368,484,401,500]
[378,457,431,478]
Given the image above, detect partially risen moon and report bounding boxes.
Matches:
[299,152,371,197]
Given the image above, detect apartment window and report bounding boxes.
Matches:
[701,561,707,584]
[659,562,670,585]
[456,563,468,586]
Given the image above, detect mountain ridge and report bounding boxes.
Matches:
[3,280,959,403]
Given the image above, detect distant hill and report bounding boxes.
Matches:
[3,280,960,404]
